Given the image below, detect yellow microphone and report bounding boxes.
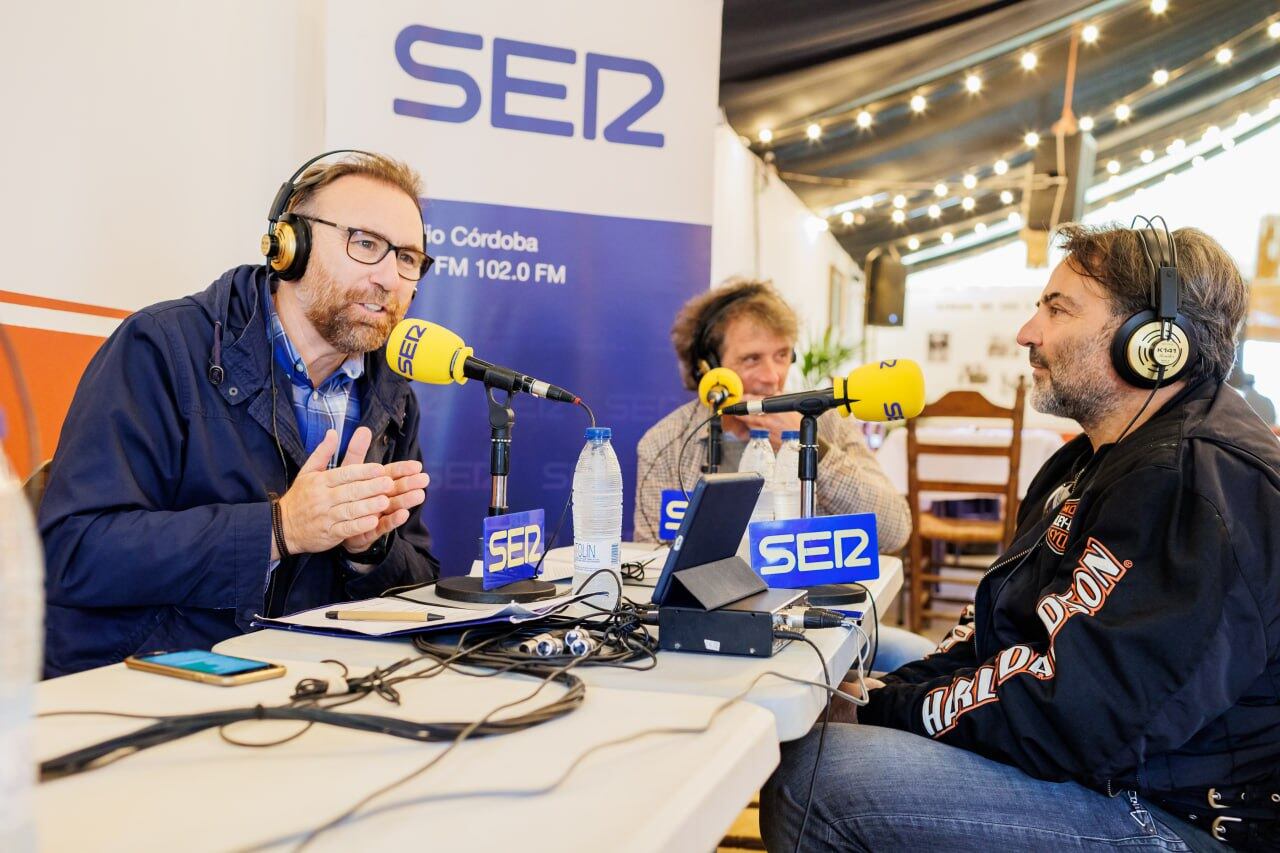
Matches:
[697,366,744,412]
[832,359,925,420]
[386,318,472,385]
[721,358,924,421]
[386,318,579,403]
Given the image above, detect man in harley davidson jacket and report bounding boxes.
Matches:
[762,222,1280,852]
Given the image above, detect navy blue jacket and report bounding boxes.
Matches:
[40,265,439,677]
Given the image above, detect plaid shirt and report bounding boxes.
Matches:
[266,292,364,466]
[633,399,912,552]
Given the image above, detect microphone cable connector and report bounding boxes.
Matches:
[773,607,850,630]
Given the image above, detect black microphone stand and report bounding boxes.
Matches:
[793,403,866,610]
[434,382,557,604]
[703,412,724,474]
[798,413,818,518]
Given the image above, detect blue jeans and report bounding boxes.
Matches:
[761,724,1227,852]
[869,625,936,674]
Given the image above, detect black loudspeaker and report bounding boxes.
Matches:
[864,247,906,327]
[1025,132,1097,251]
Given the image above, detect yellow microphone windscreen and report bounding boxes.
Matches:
[385,318,473,385]
[698,367,744,411]
[833,359,925,421]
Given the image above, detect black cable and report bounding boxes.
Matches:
[576,398,597,428]
[676,413,717,498]
[635,401,704,539]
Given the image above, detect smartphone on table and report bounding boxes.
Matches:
[124,649,286,686]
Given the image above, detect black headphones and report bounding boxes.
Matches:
[1109,215,1198,389]
[690,282,798,380]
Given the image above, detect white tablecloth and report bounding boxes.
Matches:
[877,425,1066,501]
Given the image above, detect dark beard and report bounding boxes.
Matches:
[1028,326,1120,428]
[300,263,403,354]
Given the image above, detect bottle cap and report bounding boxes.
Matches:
[748,429,770,440]
[781,430,800,441]
[585,427,612,441]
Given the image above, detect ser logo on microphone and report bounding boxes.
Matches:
[397,323,425,375]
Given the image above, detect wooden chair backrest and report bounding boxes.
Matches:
[905,378,1027,547]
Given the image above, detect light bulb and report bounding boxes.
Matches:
[961,196,976,211]
[1216,48,1233,65]
[962,173,977,189]
[965,74,982,94]
[993,159,1009,175]
[1082,24,1099,43]
[758,128,773,143]
[910,94,928,113]
[1152,68,1169,86]
[1079,116,1095,132]
[891,209,906,224]
[1009,211,1023,227]
[893,194,906,209]
[941,231,955,244]
[928,204,942,219]
[1140,148,1155,163]
[975,222,988,235]
[1106,159,1121,174]
[934,183,948,197]
[907,237,920,250]
[1000,190,1014,204]
[1115,104,1132,121]
[1150,0,1168,13]
[1024,131,1040,147]
[806,123,822,140]
[856,110,873,129]
[841,211,854,225]
[1020,51,1038,71]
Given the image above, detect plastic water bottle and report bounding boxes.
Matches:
[771,430,802,520]
[738,429,776,524]
[1,451,42,852]
[572,427,623,610]
[736,429,776,559]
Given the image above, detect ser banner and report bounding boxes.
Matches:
[326,0,722,573]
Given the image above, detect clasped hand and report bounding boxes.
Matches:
[274,427,429,559]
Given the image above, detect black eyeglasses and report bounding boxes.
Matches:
[299,215,434,281]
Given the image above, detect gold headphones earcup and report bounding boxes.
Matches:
[264,215,311,281]
[1111,310,1196,388]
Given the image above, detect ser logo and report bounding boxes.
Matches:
[482,509,545,588]
[394,26,664,147]
[748,513,881,590]
[397,323,424,376]
[657,489,687,542]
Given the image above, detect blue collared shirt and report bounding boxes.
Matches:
[265,290,364,465]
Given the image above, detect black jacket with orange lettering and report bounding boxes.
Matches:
[861,379,1280,840]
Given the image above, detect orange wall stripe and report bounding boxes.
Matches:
[0,290,132,320]
[2,326,107,480]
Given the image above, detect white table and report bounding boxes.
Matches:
[877,425,1065,501]
[36,658,777,853]
[218,552,904,741]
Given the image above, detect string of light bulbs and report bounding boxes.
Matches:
[753,0,1187,148]
[800,11,1280,228]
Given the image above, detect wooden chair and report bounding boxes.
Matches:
[906,379,1026,632]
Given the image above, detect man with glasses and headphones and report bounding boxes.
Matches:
[762,221,1280,851]
[40,151,440,677]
